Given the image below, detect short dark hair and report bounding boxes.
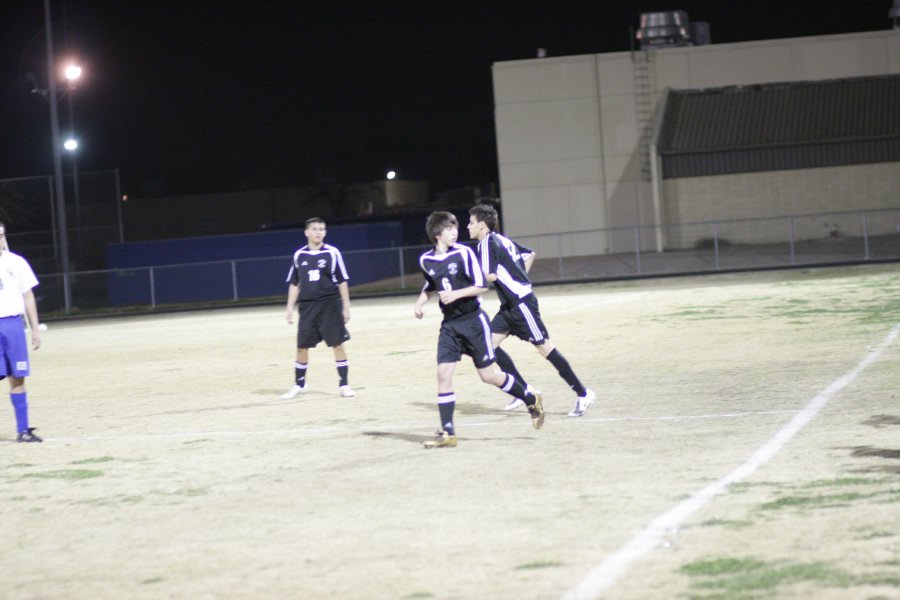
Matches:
[425,211,458,245]
[305,217,326,229]
[468,204,498,231]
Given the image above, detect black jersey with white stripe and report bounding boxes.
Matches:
[285,243,349,302]
[476,231,535,307]
[419,243,486,320]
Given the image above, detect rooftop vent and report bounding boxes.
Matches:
[636,11,710,49]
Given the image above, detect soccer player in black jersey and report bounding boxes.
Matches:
[414,211,544,448]
[468,203,596,417]
[282,217,354,399]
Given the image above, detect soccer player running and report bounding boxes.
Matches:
[467,203,596,417]
[414,211,544,448]
[282,217,355,399]
[0,222,43,442]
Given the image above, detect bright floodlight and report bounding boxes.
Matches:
[64,64,83,81]
[386,170,396,180]
[64,138,78,151]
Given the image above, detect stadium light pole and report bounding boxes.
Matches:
[64,63,83,269]
[43,0,72,313]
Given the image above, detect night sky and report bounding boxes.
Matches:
[0,1,893,199]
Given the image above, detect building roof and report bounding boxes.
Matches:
[658,74,900,177]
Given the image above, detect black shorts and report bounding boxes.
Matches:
[437,309,496,368]
[297,297,351,348]
[491,295,550,345]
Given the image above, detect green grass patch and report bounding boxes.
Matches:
[758,491,879,511]
[71,456,115,465]
[21,469,104,480]
[140,577,164,585]
[514,561,564,570]
[682,557,856,596]
[800,477,885,488]
[403,593,433,599]
[700,518,753,529]
[173,487,209,497]
[5,463,34,468]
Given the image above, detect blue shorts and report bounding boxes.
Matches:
[0,316,30,379]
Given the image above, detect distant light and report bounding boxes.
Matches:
[64,64,83,81]
[122,194,128,202]
[386,170,396,180]
[64,138,78,152]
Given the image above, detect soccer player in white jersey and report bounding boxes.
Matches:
[468,204,596,417]
[0,222,43,442]
[414,211,544,448]
[281,217,355,399]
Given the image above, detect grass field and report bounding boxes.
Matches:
[2,264,899,599]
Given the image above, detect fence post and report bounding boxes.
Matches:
[712,222,720,269]
[149,267,156,309]
[557,234,565,278]
[862,212,870,260]
[231,260,239,301]
[633,227,642,274]
[399,247,406,289]
[788,216,796,264]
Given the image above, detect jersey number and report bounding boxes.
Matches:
[441,277,452,292]
[308,269,320,282]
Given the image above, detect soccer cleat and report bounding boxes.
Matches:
[17,428,43,443]
[339,385,356,397]
[503,398,525,411]
[280,384,308,400]
[504,386,539,411]
[528,391,545,430]
[423,429,457,448]
[568,388,596,417]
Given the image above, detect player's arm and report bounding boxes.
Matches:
[338,281,350,323]
[522,251,535,274]
[414,290,435,319]
[23,289,41,350]
[285,283,300,324]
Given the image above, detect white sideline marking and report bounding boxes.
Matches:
[45,409,795,444]
[563,322,900,600]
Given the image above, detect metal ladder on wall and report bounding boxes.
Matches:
[632,49,655,181]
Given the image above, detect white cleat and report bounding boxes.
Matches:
[280,384,308,400]
[568,388,596,417]
[503,386,539,411]
[503,398,525,411]
[339,385,356,397]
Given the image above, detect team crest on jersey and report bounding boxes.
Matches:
[317,259,327,268]
[448,263,458,275]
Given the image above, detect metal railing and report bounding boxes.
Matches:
[30,207,900,317]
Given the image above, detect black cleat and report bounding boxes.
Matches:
[17,428,43,443]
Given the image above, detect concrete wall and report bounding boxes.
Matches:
[663,162,900,248]
[493,29,900,257]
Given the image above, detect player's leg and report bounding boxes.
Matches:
[534,341,595,417]
[2,319,41,443]
[282,346,311,399]
[331,344,354,397]
[424,362,459,448]
[491,315,533,410]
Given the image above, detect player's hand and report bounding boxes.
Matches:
[343,307,351,323]
[438,290,456,304]
[414,304,424,319]
[285,309,294,324]
[31,331,41,350]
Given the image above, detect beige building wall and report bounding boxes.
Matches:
[664,162,900,248]
[493,29,900,258]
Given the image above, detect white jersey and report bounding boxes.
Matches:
[0,251,39,317]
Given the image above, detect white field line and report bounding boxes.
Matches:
[563,322,900,600]
[41,409,795,444]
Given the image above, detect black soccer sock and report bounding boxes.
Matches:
[438,393,456,436]
[494,347,528,391]
[546,348,586,397]
[500,373,536,407]
[294,362,308,387]
[336,359,349,387]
